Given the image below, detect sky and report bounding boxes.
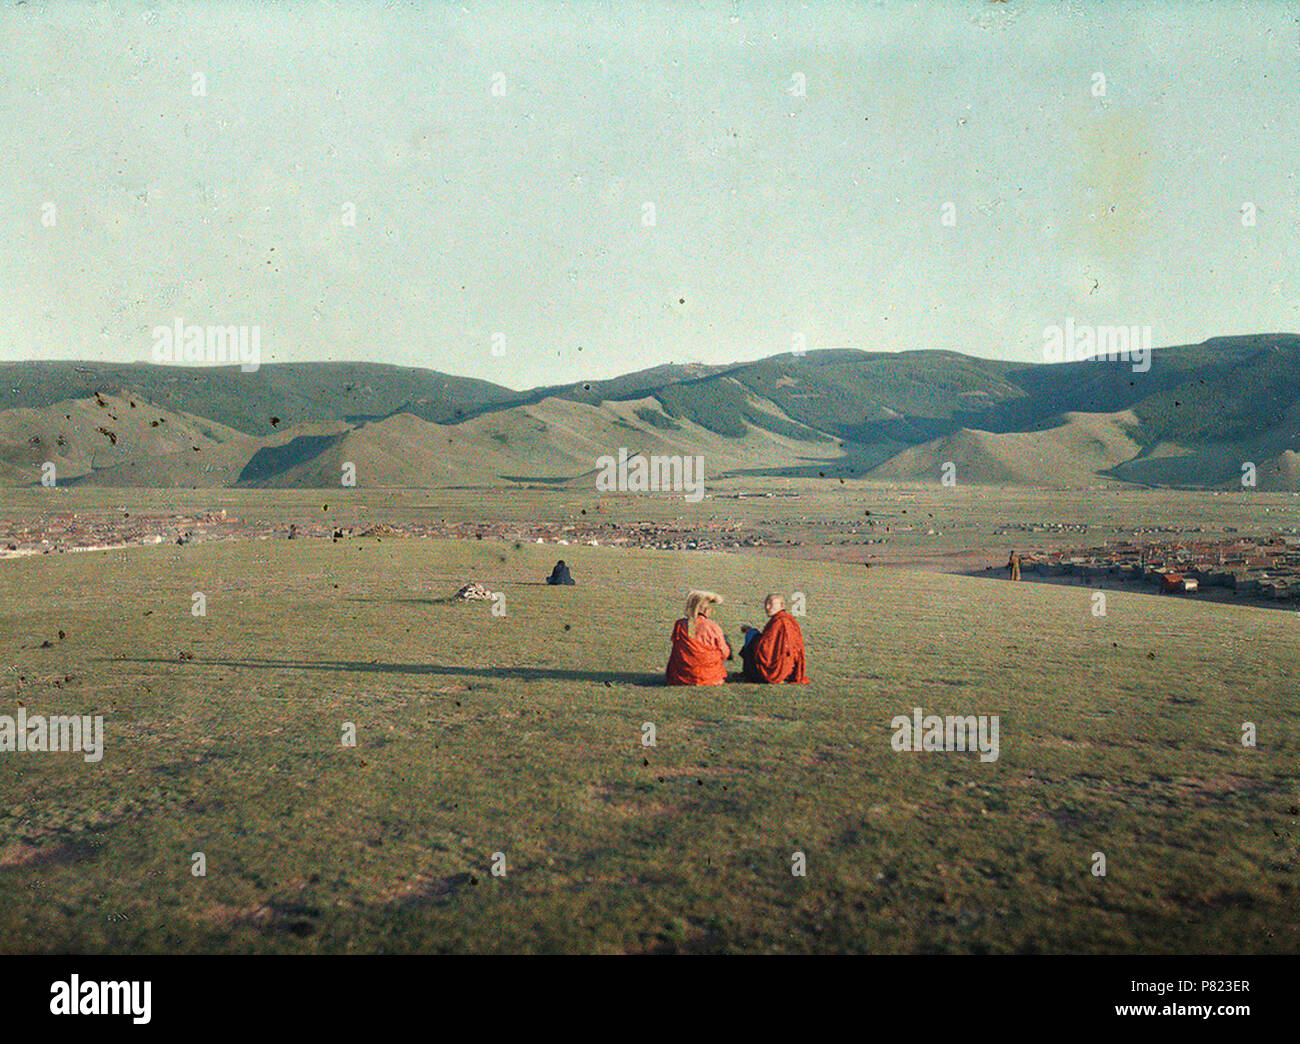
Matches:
[1,0,1298,389]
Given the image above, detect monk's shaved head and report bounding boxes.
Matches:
[765,593,784,615]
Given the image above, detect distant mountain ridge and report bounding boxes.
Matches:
[2,334,1298,490]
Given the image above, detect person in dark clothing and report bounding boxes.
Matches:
[739,625,762,677]
[546,560,575,586]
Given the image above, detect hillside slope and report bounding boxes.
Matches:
[0,393,254,487]
[241,391,845,488]
[866,411,1144,487]
[5,334,1300,488]
[0,361,521,436]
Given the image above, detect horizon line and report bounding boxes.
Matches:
[4,331,1298,394]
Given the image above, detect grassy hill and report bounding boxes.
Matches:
[0,393,256,487]
[4,335,1300,488]
[868,411,1144,487]
[0,361,521,436]
[0,535,1293,953]
[239,393,844,489]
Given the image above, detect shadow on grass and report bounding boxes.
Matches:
[98,656,664,687]
[345,583,567,606]
[344,596,458,606]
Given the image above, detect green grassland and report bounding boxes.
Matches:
[0,524,1296,953]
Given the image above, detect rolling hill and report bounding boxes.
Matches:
[2,334,1298,489]
[0,392,255,488]
[0,361,519,435]
[867,411,1145,487]
[237,392,845,489]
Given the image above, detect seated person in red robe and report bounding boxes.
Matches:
[740,594,809,683]
[665,590,732,686]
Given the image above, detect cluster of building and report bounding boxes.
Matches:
[499,520,776,552]
[0,513,786,558]
[329,518,768,551]
[1011,536,1300,601]
[0,510,253,558]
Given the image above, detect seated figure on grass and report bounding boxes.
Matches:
[546,559,575,586]
[665,590,732,686]
[740,594,809,684]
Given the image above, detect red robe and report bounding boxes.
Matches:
[665,617,730,686]
[751,610,809,683]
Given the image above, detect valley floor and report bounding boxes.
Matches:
[0,526,1295,953]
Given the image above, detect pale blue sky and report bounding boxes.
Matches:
[2,0,1298,388]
